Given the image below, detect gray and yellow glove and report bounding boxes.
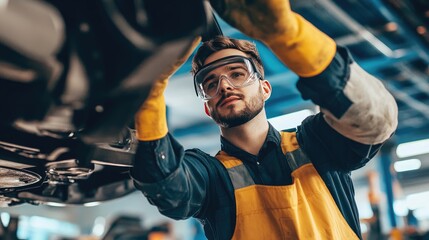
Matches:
[210,0,336,77]
[135,37,201,141]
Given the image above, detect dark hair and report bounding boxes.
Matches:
[191,36,264,78]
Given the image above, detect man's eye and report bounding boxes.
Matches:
[231,71,245,79]
[207,81,218,90]
[204,79,217,90]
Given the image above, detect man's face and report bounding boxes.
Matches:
[202,49,271,128]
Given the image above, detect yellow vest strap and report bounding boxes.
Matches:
[227,164,255,190]
[285,148,311,171]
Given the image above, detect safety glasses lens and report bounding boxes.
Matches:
[194,56,258,100]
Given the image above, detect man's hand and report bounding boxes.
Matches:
[135,37,201,141]
[209,0,336,77]
[210,0,296,42]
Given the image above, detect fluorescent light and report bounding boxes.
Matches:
[92,217,106,236]
[393,159,421,172]
[393,199,409,217]
[406,191,429,210]
[45,202,67,207]
[84,201,101,207]
[1,212,10,227]
[268,109,314,130]
[414,207,429,220]
[396,139,429,158]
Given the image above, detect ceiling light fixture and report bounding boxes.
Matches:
[84,202,101,207]
[45,202,67,207]
[414,207,429,220]
[393,159,421,172]
[396,138,429,158]
[268,109,314,131]
[406,191,429,210]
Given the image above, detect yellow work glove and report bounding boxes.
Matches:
[210,0,336,77]
[135,37,201,141]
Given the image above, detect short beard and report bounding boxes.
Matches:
[211,86,265,128]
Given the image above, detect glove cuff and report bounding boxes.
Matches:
[135,95,168,141]
[264,14,336,77]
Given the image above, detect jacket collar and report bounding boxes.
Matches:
[220,123,281,160]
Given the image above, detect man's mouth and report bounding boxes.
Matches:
[218,95,241,108]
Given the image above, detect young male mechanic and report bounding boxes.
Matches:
[130,0,398,239]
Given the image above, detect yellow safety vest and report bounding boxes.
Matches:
[215,131,359,239]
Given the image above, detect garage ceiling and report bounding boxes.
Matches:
[167,0,429,152]
[165,0,429,193]
[1,0,428,210]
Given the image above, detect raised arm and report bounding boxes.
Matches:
[130,38,212,219]
[210,0,398,144]
[296,47,398,145]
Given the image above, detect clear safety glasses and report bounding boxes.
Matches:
[193,55,262,100]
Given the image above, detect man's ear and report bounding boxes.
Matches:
[204,102,212,118]
[261,80,272,101]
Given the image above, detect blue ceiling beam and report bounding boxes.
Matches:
[357,49,419,73]
[365,0,429,63]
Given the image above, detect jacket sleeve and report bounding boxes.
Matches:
[130,133,210,220]
[297,113,382,171]
[296,46,398,145]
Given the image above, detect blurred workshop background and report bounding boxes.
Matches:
[1,0,429,239]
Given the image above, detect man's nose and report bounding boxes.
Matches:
[218,75,234,92]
